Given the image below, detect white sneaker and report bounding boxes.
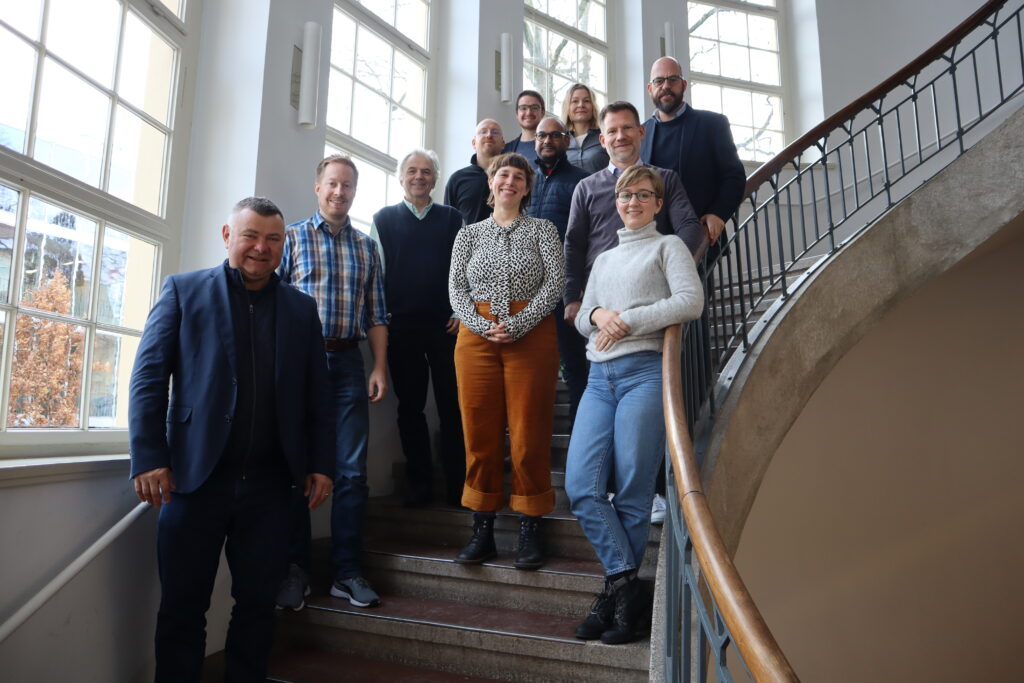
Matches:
[650,493,667,524]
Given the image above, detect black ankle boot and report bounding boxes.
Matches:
[514,515,543,570]
[600,573,646,644]
[455,512,497,564]
[574,585,615,640]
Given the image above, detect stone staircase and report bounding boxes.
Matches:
[265,385,659,682]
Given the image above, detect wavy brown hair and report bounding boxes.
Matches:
[485,153,535,214]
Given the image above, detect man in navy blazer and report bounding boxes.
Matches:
[129,196,334,682]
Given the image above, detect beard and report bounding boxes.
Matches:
[653,90,684,115]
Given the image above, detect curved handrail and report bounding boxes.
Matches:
[745,0,1008,191]
[662,324,799,682]
[0,501,151,644]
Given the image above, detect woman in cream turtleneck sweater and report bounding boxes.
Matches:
[565,165,704,645]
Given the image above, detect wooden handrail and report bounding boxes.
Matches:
[662,324,799,682]
[744,0,1008,193]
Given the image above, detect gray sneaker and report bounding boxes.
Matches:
[330,575,381,608]
[275,563,310,611]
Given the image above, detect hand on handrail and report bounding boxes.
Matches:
[133,467,175,508]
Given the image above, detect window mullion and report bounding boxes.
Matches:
[0,188,33,432]
[101,7,130,195]
[78,322,96,431]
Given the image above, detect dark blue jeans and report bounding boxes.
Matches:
[554,301,589,430]
[155,465,290,682]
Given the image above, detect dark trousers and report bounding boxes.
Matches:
[155,465,290,683]
[388,321,465,504]
[554,302,589,431]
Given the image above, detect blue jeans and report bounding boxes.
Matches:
[289,347,369,579]
[565,351,664,576]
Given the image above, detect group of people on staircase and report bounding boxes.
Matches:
[128,55,743,680]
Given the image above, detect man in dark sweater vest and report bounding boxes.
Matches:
[443,118,505,225]
[371,150,465,507]
[526,116,589,432]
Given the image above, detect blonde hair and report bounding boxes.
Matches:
[615,166,665,198]
[562,83,600,135]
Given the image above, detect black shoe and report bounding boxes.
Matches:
[455,512,497,564]
[574,586,614,639]
[600,574,646,644]
[513,515,543,570]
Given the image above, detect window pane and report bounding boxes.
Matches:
[690,82,723,113]
[156,0,183,19]
[118,12,175,125]
[690,37,720,77]
[326,69,353,135]
[395,0,429,49]
[88,330,140,428]
[720,43,750,81]
[0,184,18,304]
[722,87,752,127]
[1,0,44,39]
[580,46,607,92]
[524,21,547,68]
[750,48,780,86]
[21,197,96,318]
[46,0,121,89]
[355,27,393,95]
[34,59,110,187]
[580,2,606,41]
[388,108,422,158]
[748,14,778,51]
[0,26,35,154]
[752,91,784,134]
[688,3,719,39]
[392,49,424,114]
[331,9,356,73]
[361,0,396,26]
[547,1,577,28]
[7,313,85,428]
[732,124,757,159]
[348,161,387,229]
[550,74,573,118]
[109,105,166,214]
[547,30,576,78]
[96,226,156,329]
[351,83,389,152]
[718,10,748,46]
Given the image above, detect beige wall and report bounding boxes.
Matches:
[734,217,1024,682]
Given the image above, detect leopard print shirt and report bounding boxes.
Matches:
[448,214,565,340]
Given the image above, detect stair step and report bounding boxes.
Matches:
[267,649,505,682]
[277,593,649,682]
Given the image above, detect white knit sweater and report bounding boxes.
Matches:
[575,222,704,362]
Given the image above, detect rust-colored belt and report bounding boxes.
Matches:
[324,337,359,352]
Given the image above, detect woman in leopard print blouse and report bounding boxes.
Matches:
[449,152,564,570]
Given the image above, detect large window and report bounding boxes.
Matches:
[0,0,189,439]
[686,0,787,161]
[524,0,608,117]
[326,1,431,233]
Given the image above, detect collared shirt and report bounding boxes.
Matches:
[278,211,388,341]
[369,200,435,273]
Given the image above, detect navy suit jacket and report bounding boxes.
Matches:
[640,107,746,223]
[128,264,334,494]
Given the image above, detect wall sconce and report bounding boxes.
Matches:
[298,21,322,128]
[500,32,512,103]
[664,21,676,58]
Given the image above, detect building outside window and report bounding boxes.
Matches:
[686,0,787,161]
[0,0,189,437]
[326,0,431,233]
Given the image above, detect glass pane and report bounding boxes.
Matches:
[688,3,719,39]
[524,21,547,67]
[752,91,784,133]
[548,1,576,28]
[331,9,356,73]
[108,105,166,214]
[0,26,36,154]
[748,14,778,51]
[690,82,722,113]
[392,50,424,115]
[720,43,750,81]
[7,313,85,428]
[1,0,44,39]
[550,74,573,118]
[355,26,392,95]
[156,0,182,19]
[21,197,96,318]
[96,226,157,329]
[360,0,396,26]
[722,88,752,127]
[351,83,389,152]
[388,107,422,158]
[580,46,607,92]
[46,0,121,89]
[348,160,386,229]
[118,11,175,125]
[0,311,5,392]
[581,1,606,41]
[750,48,780,86]
[689,38,719,77]
[326,69,353,135]
[0,183,18,304]
[88,330,140,428]
[547,30,576,78]
[741,0,775,6]
[718,10,748,46]
[756,130,783,160]
[395,0,429,49]
[526,0,545,10]
[732,124,757,159]
[34,59,110,187]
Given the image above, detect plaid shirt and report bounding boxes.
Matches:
[278,212,388,340]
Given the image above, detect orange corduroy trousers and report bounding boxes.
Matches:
[455,301,558,516]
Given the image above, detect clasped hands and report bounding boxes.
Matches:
[483,321,513,344]
[133,467,332,510]
[591,307,630,351]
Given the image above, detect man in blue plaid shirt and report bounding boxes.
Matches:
[275,154,389,610]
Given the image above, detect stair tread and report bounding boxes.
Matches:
[267,648,506,683]
[367,495,579,522]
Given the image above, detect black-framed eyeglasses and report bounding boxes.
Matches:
[649,75,685,87]
[517,104,543,113]
[535,131,567,140]
[615,191,659,203]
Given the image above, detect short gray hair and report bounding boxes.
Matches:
[230,196,282,220]
[399,148,440,177]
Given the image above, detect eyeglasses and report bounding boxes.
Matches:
[535,131,567,140]
[649,75,685,87]
[476,129,503,137]
[615,191,659,203]
[517,104,543,113]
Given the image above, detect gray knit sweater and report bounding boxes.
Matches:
[575,222,704,362]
